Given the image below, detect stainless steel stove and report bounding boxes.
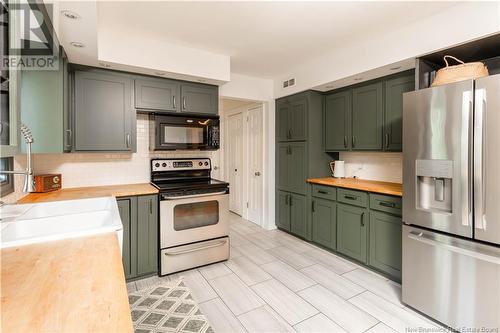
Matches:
[151,158,230,275]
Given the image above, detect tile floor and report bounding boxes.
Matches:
[128,213,445,333]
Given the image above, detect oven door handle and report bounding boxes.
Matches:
[162,190,228,200]
[163,239,228,256]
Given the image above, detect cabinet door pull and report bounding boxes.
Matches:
[318,190,329,195]
[149,199,153,214]
[289,195,293,206]
[285,194,289,205]
[65,129,72,148]
[352,136,356,148]
[173,96,176,109]
[360,212,365,226]
[385,133,390,149]
[287,129,292,139]
[344,136,348,148]
[379,201,396,208]
[344,195,357,200]
[312,200,315,212]
[182,97,187,110]
[126,133,131,148]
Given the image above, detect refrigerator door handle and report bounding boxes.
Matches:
[461,94,473,227]
[474,89,486,231]
[408,231,500,264]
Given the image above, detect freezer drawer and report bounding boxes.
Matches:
[402,225,500,330]
[160,237,229,275]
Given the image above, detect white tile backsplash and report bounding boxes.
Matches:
[338,152,402,183]
[2,114,215,202]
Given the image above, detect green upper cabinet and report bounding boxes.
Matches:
[275,95,307,142]
[135,78,180,112]
[276,190,291,231]
[351,82,383,150]
[289,98,307,141]
[180,83,218,115]
[136,195,159,276]
[276,99,290,141]
[384,73,414,151]
[324,90,351,151]
[312,197,337,250]
[276,142,307,195]
[324,71,415,152]
[73,69,136,152]
[336,203,368,263]
[20,48,68,153]
[369,210,402,281]
[290,193,306,238]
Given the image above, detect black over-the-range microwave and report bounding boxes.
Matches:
[150,114,220,150]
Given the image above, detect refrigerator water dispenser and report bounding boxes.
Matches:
[416,159,453,214]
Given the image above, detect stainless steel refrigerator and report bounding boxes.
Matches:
[402,74,500,330]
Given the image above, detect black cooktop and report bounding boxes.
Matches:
[152,178,229,192]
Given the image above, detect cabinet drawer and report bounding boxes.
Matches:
[369,194,402,216]
[337,188,368,207]
[312,184,336,201]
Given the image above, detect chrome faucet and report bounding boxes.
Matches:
[0,124,35,193]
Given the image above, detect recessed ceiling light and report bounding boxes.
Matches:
[390,66,402,71]
[70,42,84,48]
[155,72,165,76]
[61,10,80,20]
[354,77,363,81]
[99,62,111,68]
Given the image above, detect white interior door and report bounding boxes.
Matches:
[227,113,244,215]
[247,106,264,225]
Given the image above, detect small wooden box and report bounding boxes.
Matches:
[33,174,62,192]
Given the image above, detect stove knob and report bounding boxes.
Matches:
[198,162,203,166]
[204,162,209,166]
[162,163,167,167]
[154,163,160,168]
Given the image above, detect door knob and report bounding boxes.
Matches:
[255,172,261,176]
[234,169,237,172]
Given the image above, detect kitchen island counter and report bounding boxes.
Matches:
[0,232,132,332]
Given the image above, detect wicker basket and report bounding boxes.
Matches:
[431,55,489,87]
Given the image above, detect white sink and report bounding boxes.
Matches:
[0,197,123,249]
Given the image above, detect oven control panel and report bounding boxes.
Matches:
[151,158,211,172]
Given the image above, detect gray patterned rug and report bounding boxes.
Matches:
[129,278,213,333]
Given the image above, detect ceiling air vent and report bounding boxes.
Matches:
[282,78,296,88]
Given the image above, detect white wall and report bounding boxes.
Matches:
[274,2,500,97]
[220,73,274,101]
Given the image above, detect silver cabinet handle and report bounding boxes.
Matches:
[149,199,152,214]
[360,212,365,227]
[312,200,315,212]
[126,133,131,148]
[385,133,390,149]
[352,136,356,148]
[408,231,499,264]
[164,239,228,256]
[344,136,348,148]
[182,96,187,110]
[65,129,72,148]
[173,95,176,109]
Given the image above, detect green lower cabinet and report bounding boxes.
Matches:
[336,203,368,263]
[117,197,135,279]
[312,198,336,250]
[276,191,291,231]
[290,193,306,238]
[368,211,402,281]
[136,195,159,276]
[117,194,159,280]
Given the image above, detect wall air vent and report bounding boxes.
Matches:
[282,78,296,88]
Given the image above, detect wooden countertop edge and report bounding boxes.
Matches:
[17,183,159,204]
[1,232,133,332]
[307,177,403,197]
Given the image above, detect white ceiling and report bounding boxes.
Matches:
[95,1,459,79]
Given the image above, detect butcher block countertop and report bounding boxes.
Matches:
[1,233,133,333]
[18,183,158,204]
[307,177,403,197]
